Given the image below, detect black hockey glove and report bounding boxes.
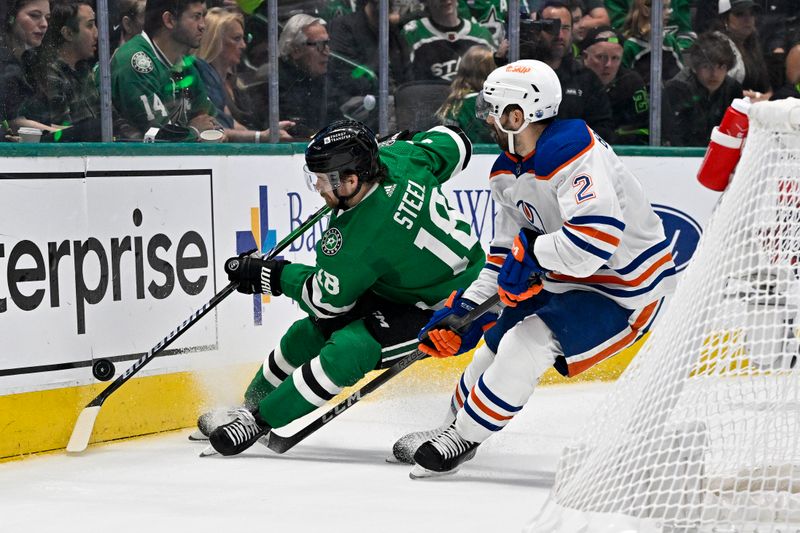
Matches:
[224,253,290,296]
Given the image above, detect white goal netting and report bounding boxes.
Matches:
[527,98,800,533]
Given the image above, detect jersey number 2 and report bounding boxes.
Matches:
[413,189,478,274]
[573,175,596,203]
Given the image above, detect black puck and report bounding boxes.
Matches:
[92,358,115,381]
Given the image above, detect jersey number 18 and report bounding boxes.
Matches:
[413,188,478,274]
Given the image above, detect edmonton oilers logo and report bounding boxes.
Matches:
[652,204,702,272]
[515,200,546,234]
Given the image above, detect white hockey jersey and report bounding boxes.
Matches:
[463,119,676,309]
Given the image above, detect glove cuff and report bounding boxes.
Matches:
[262,260,289,296]
[521,228,540,256]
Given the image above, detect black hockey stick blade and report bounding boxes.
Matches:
[266,292,502,454]
[67,206,331,453]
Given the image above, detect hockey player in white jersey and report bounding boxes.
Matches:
[395,59,677,477]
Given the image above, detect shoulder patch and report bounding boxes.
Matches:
[320,227,343,256]
[533,120,594,179]
[131,51,154,74]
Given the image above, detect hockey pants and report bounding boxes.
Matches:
[451,315,560,443]
[244,301,430,428]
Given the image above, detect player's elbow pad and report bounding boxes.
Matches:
[443,125,472,167]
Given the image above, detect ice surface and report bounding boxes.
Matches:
[0,383,611,533]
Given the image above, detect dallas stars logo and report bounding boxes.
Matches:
[321,227,343,256]
[131,51,154,74]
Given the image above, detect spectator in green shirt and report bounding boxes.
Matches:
[436,44,496,144]
[110,0,218,140]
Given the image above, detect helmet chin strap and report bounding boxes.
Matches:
[333,180,363,210]
[495,120,531,155]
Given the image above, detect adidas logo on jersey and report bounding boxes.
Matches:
[384,184,397,197]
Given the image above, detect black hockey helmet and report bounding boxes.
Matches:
[304,119,380,192]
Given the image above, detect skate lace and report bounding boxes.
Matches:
[222,408,262,446]
[429,424,471,460]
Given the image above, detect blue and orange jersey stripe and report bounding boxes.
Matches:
[550,251,674,287]
[536,124,596,181]
[563,222,621,247]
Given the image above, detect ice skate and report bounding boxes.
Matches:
[188,409,234,441]
[205,408,271,457]
[409,423,479,479]
[388,405,458,464]
[387,428,445,464]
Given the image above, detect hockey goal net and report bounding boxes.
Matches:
[528,98,800,533]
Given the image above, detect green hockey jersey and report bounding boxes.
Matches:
[401,17,496,81]
[457,0,534,44]
[280,126,485,320]
[110,32,214,135]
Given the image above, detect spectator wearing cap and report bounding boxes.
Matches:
[664,32,743,147]
[534,1,614,140]
[581,26,649,145]
[694,1,798,51]
[713,0,772,96]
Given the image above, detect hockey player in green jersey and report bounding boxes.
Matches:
[205,119,493,457]
[110,0,217,139]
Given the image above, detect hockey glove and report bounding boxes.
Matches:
[418,289,498,358]
[224,252,290,296]
[498,228,547,307]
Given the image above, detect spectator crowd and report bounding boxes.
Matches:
[0,0,797,145]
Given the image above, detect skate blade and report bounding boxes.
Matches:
[188,430,209,442]
[198,435,271,458]
[199,445,219,458]
[409,464,460,480]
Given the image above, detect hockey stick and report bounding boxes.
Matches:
[265,292,502,454]
[66,205,331,453]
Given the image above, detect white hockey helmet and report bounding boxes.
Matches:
[477,60,562,124]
